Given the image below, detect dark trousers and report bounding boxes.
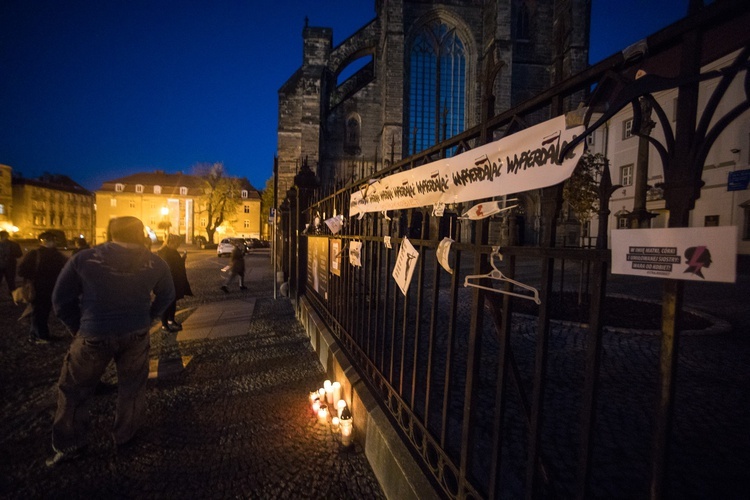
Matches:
[30,298,52,340]
[161,300,177,326]
[51,328,150,451]
[1,266,16,296]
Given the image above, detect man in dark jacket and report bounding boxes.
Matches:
[17,233,67,343]
[47,216,175,467]
[0,230,23,299]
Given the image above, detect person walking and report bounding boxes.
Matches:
[221,241,247,293]
[0,230,23,299]
[156,234,193,332]
[47,216,175,467]
[17,233,67,344]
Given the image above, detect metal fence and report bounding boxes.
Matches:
[278,3,750,498]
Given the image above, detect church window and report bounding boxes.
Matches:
[407,22,466,156]
[344,115,361,155]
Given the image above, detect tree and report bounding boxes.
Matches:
[157,220,171,240]
[193,162,242,244]
[563,152,606,243]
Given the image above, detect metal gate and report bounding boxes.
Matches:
[277,2,750,497]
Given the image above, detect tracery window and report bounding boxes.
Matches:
[406,22,466,156]
[344,115,361,155]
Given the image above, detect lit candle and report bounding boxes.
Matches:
[340,406,352,447]
[332,381,341,405]
[337,399,347,419]
[317,404,329,424]
[331,416,340,431]
[324,380,333,405]
[309,391,319,406]
[312,399,321,413]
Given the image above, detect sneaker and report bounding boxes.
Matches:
[167,321,183,331]
[220,286,229,293]
[160,326,172,333]
[46,447,85,467]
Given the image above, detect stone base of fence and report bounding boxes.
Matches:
[298,295,440,500]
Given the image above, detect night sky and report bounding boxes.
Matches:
[0,1,690,193]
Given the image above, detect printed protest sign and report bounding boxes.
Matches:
[611,227,737,283]
[350,114,584,216]
[349,240,362,267]
[392,238,419,296]
[330,239,341,277]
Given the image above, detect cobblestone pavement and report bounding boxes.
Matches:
[0,249,385,499]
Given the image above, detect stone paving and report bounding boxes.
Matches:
[0,249,385,499]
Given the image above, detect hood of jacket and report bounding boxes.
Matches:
[93,242,152,274]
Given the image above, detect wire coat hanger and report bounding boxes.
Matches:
[463,248,541,304]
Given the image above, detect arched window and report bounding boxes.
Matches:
[406,22,466,156]
[516,2,531,40]
[115,183,124,192]
[241,190,248,199]
[344,114,361,155]
[135,184,144,193]
[179,186,188,196]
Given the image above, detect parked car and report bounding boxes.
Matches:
[244,238,263,251]
[217,238,244,257]
[195,235,218,250]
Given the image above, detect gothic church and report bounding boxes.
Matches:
[276,0,590,203]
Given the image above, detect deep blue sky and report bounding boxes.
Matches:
[0,1,690,193]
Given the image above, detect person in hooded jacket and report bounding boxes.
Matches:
[156,234,193,332]
[47,216,175,467]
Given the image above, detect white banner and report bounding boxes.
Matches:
[611,227,737,283]
[350,115,585,216]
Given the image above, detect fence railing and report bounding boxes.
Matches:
[278,3,750,497]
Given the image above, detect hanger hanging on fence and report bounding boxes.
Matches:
[463,248,541,304]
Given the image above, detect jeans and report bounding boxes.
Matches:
[51,328,150,451]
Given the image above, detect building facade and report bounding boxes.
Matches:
[95,171,261,245]
[580,49,750,255]
[277,0,591,199]
[0,164,13,233]
[10,172,95,242]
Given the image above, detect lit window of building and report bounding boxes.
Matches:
[180,186,188,195]
[115,183,124,192]
[111,198,117,207]
[154,185,161,194]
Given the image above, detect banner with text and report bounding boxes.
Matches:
[350,115,585,216]
[611,227,737,283]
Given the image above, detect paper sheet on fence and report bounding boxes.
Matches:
[611,227,737,283]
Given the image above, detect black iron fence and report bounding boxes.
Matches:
[277,3,750,498]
